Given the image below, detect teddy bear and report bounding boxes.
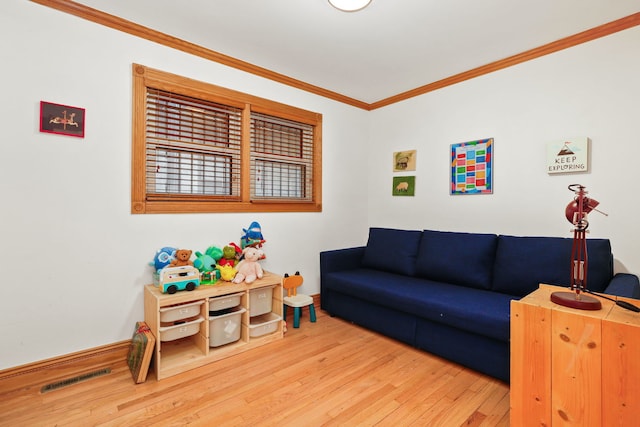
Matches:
[232,246,264,284]
[169,249,193,267]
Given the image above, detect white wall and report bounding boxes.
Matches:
[0,2,369,369]
[368,27,640,276]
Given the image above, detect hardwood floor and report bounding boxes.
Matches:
[0,309,510,426]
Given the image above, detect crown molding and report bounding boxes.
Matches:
[29,0,369,110]
[29,1,640,111]
[369,12,640,110]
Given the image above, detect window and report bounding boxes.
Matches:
[132,64,322,214]
[146,89,241,198]
[251,113,314,201]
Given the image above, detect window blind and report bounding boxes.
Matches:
[145,88,242,199]
[250,112,314,201]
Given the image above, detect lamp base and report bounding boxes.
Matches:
[550,291,602,310]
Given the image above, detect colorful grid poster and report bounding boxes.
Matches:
[450,138,493,195]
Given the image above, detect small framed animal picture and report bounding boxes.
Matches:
[39,101,85,138]
[393,150,416,172]
[392,176,415,196]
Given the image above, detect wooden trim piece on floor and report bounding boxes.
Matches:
[0,340,129,381]
[312,293,321,309]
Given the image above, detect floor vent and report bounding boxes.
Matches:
[40,368,112,393]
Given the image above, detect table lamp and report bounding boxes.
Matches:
[550,184,606,310]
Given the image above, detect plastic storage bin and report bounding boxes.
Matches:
[209,306,246,347]
[159,316,204,342]
[248,312,281,337]
[249,285,275,317]
[209,292,243,312]
[159,300,204,323]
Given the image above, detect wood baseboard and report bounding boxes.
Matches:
[0,293,322,381]
[312,293,320,309]
[0,341,130,381]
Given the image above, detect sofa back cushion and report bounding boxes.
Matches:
[492,235,613,297]
[415,230,498,290]
[362,227,423,276]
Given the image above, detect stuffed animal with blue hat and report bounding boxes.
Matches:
[241,221,266,249]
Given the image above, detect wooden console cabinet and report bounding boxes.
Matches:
[511,284,640,426]
[144,271,283,380]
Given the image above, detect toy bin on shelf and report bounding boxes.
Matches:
[249,312,282,337]
[249,285,276,317]
[209,306,246,347]
[209,292,243,312]
[159,316,204,342]
[159,300,204,323]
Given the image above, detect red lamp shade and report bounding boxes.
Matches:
[565,195,600,226]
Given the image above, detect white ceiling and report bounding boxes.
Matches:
[75,0,640,104]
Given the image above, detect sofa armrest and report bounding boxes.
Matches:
[320,246,365,275]
[320,247,365,311]
[604,273,640,299]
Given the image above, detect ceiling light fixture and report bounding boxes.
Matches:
[328,0,372,12]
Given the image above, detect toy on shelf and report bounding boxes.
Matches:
[205,246,223,264]
[241,221,266,249]
[194,250,218,285]
[218,243,241,267]
[232,246,264,284]
[193,251,216,273]
[158,265,200,294]
[201,270,221,285]
[152,247,176,271]
[216,264,238,282]
[169,249,193,267]
[196,245,223,285]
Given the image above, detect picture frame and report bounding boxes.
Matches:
[39,101,85,138]
[546,137,590,174]
[451,138,493,195]
[393,150,417,172]
[392,175,415,196]
[126,321,155,383]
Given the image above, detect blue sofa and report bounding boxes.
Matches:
[320,228,640,382]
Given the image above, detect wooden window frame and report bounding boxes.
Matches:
[131,64,322,214]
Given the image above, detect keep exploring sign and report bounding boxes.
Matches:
[547,137,589,174]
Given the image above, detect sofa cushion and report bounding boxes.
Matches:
[415,230,498,290]
[492,235,613,297]
[362,228,422,276]
[323,268,513,342]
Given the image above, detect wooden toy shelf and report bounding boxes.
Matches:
[144,271,283,380]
